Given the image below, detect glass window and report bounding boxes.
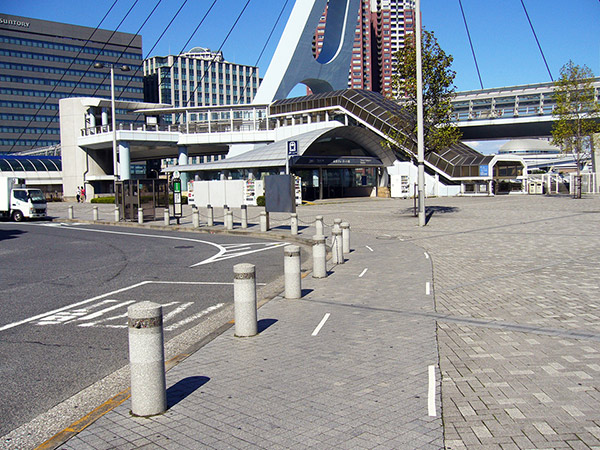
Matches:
[7,159,24,171]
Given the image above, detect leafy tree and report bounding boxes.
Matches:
[390,29,461,154]
[551,60,600,198]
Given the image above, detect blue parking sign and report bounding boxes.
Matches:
[287,140,298,156]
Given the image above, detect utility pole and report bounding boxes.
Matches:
[415,0,426,226]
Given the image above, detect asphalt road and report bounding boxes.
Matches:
[0,221,288,437]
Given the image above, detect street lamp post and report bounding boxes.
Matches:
[415,0,426,227]
[93,63,130,181]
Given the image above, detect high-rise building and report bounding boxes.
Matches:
[312,0,415,96]
[0,13,144,153]
[143,47,260,121]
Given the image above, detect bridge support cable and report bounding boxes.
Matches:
[520,0,553,82]
[457,0,484,90]
[7,0,122,152]
[174,0,253,124]
[236,0,290,105]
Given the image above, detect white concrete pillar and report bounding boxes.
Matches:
[315,215,324,235]
[138,207,143,225]
[241,205,248,229]
[178,146,188,188]
[312,234,327,279]
[68,205,74,220]
[260,211,269,232]
[128,301,167,417]
[119,141,131,181]
[290,213,298,235]
[93,206,99,221]
[163,208,170,226]
[207,204,214,226]
[192,207,199,228]
[332,229,343,264]
[114,207,120,222]
[233,263,257,337]
[333,218,342,232]
[284,245,301,299]
[226,210,234,230]
[341,222,350,254]
[101,108,108,126]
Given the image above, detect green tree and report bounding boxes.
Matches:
[551,60,600,198]
[390,29,461,154]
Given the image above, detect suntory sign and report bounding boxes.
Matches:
[0,17,30,28]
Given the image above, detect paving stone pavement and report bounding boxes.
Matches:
[45,195,600,448]
[58,212,442,449]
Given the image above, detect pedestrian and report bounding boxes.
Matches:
[76,187,81,203]
[81,185,86,202]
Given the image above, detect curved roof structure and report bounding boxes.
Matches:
[499,139,560,154]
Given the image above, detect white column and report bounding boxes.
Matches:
[119,141,131,181]
[178,146,188,188]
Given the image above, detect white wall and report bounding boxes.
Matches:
[387,161,461,197]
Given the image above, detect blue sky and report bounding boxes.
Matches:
[2,0,599,153]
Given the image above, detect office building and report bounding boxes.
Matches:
[0,13,144,153]
[143,47,260,119]
[312,0,415,96]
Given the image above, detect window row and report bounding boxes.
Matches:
[0,49,142,71]
[0,61,143,83]
[0,126,60,134]
[0,88,141,102]
[0,75,143,94]
[0,113,58,122]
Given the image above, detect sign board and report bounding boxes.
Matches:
[265,175,296,213]
[287,140,298,156]
[479,165,489,177]
[172,177,182,217]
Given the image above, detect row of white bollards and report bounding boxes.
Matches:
[126,219,350,417]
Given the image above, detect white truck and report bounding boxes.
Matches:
[0,177,47,221]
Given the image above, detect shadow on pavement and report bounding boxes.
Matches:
[167,376,210,409]
[0,228,26,241]
[426,206,459,224]
[257,318,278,333]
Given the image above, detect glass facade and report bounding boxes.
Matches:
[0,14,144,152]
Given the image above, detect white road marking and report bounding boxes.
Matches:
[190,242,287,267]
[72,300,135,323]
[365,246,374,252]
[424,252,429,259]
[311,313,331,336]
[428,365,436,416]
[165,303,225,331]
[0,281,238,332]
[162,302,194,323]
[426,282,431,295]
[359,268,368,278]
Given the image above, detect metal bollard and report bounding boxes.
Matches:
[163,208,170,226]
[226,210,234,230]
[241,205,248,229]
[341,222,350,254]
[233,263,258,337]
[114,207,120,222]
[192,207,200,228]
[138,208,143,225]
[207,204,214,226]
[312,234,327,278]
[128,301,167,417]
[332,228,344,264]
[315,215,324,236]
[93,206,99,221]
[68,205,74,220]
[260,211,270,232]
[284,245,302,299]
[290,213,298,235]
[333,218,342,232]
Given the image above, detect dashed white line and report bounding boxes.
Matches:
[311,313,331,336]
[359,268,368,278]
[365,245,374,252]
[428,365,436,416]
[164,303,225,331]
[424,252,429,259]
[426,282,431,295]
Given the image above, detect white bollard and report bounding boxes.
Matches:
[290,213,298,235]
[312,234,327,279]
[332,229,344,264]
[68,205,74,220]
[223,205,229,226]
[333,218,342,232]
[114,207,120,222]
[163,208,170,226]
[315,215,324,236]
[341,222,350,254]
[207,205,214,226]
[233,263,258,337]
[260,211,269,232]
[128,301,167,417]
[284,245,302,299]
[93,206,99,221]
[226,210,234,230]
[192,207,199,228]
[138,207,143,225]
[241,205,248,229]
